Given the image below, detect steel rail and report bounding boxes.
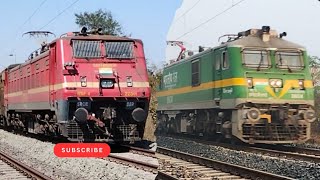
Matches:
[157,146,294,180]
[0,150,54,180]
[160,135,320,163]
[244,146,320,163]
[106,153,158,174]
[121,145,156,157]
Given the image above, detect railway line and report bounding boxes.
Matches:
[239,145,320,163]
[0,150,54,180]
[161,134,320,163]
[155,146,294,180]
[105,145,159,174]
[121,145,157,157]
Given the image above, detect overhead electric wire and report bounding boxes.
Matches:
[10,0,48,51]
[39,0,80,30]
[172,0,201,25]
[16,0,48,32]
[176,0,246,40]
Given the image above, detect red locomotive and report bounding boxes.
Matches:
[0,28,151,144]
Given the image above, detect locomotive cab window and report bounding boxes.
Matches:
[275,51,304,70]
[104,41,134,59]
[215,53,221,70]
[72,40,102,58]
[222,51,229,69]
[242,50,269,69]
[191,60,200,86]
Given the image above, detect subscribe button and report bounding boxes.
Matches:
[54,143,111,158]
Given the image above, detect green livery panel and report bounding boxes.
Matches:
[157,46,314,109]
[156,26,315,144]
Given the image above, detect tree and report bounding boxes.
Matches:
[309,56,320,135]
[75,9,123,36]
[309,56,320,86]
[146,59,163,124]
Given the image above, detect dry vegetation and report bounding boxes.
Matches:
[143,61,162,142]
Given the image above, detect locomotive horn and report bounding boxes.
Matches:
[132,108,147,122]
[247,108,261,123]
[74,107,89,124]
[80,27,88,35]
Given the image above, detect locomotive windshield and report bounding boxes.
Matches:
[275,51,304,70]
[71,40,134,59]
[242,50,269,69]
[104,41,134,59]
[72,40,102,58]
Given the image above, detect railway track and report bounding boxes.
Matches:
[122,145,156,157]
[162,135,320,164]
[0,151,54,180]
[240,145,320,163]
[104,145,158,174]
[156,146,293,180]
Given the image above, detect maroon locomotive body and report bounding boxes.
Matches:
[0,29,151,144]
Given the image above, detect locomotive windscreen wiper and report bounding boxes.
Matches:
[279,53,292,73]
[256,51,264,71]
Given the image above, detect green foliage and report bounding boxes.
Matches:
[309,56,320,83]
[309,56,320,66]
[309,56,320,134]
[75,9,123,36]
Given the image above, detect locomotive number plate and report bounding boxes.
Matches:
[126,101,135,109]
[76,101,91,109]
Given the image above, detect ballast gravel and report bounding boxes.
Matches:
[156,136,320,180]
[0,129,157,180]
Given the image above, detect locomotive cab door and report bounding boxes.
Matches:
[213,48,223,103]
[49,44,56,109]
[213,47,229,105]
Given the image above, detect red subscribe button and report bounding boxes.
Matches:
[54,143,111,158]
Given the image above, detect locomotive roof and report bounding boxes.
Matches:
[58,34,141,43]
[165,27,306,69]
[226,34,305,50]
[7,33,142,72]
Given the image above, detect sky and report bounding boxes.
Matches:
[0,0,182,70]
[166,0,320,63]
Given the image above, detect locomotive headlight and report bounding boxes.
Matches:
[127,76,133,87]
[270,80,276,87]
[269,79,282,88]
[298,79,305,89]
[247,78,253,88]
[80,76,87,87]
[101,79,114,88]
[275,80,282,87]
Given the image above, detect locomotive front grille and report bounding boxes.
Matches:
[115,124,141,141]
[242,123,308,141]
[66,121,141,142]
[66,120,84,140]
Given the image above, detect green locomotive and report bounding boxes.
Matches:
[156,26,316,144]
